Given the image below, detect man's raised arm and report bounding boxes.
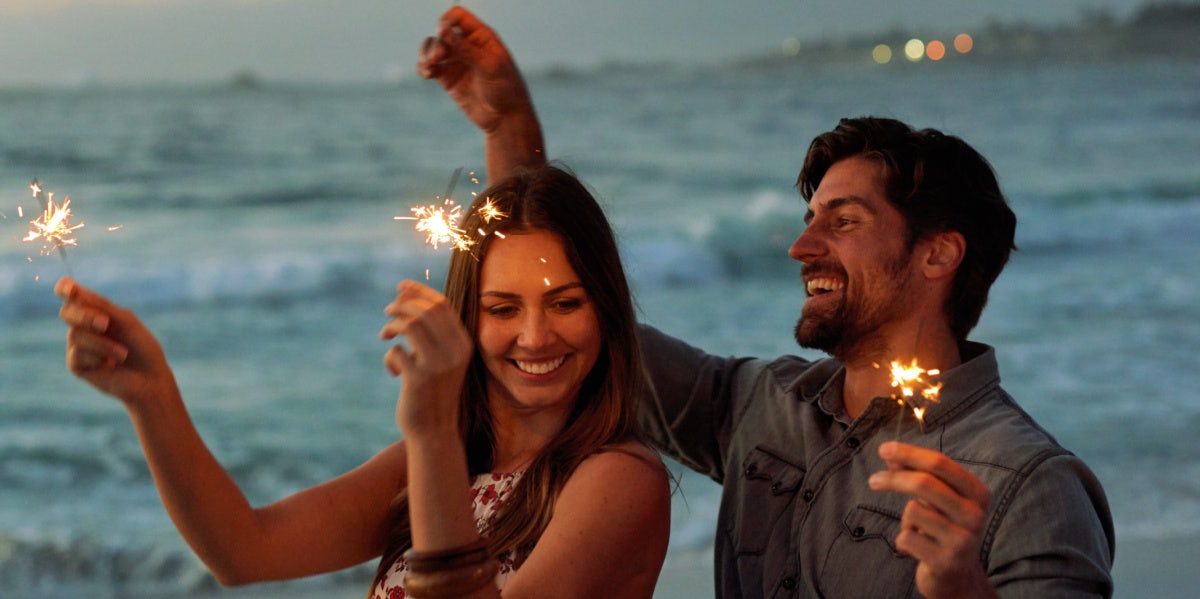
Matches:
[417,7,546,182]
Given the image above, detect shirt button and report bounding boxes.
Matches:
[802,490,814,502]
[781,576,797,590]
[846,437,860,449]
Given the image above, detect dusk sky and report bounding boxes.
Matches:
[2,0,1149,86]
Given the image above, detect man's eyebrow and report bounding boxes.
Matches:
[804,195,876,225]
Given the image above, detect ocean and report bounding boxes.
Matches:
[2,56,1199,598]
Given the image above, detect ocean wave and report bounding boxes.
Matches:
[0,207,810,317]
[0,530,378,599]
[3,183,1195,318]
[0,532,216,599]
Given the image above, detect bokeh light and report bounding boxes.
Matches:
[954,33,974,54]
[781,37,802,57]
[872,44,893,64]
[926,40,946,61]
[904,38,925,62]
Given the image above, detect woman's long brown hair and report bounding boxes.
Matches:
[369,164,646,594]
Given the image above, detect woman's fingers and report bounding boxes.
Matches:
[65,330,125,372]
[380,281,473,378]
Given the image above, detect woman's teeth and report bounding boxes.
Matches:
[515,356,566,375]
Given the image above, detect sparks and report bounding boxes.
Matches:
[23,192,84,256]
[395,169,507,254]
[16,179,119,279]
[477,196,507,223]
[399,202,474,251]
[879,357,942,432]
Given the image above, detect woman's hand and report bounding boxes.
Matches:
[380,280,474,438]
[56,276,176,408]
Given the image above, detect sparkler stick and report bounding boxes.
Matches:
[442,166,463,205]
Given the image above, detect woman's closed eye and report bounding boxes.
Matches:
[548,297,585,313]
[484,303,519,318]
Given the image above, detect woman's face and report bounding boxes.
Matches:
[476,229,603,418]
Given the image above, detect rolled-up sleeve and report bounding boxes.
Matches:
[635,325,760,484]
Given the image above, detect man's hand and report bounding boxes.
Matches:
[869,441,999,599]
[417,6,545,181]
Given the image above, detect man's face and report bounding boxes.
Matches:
[789,156,918,362]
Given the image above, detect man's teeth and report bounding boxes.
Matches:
[515,356,566,375]
[806,277,844,296]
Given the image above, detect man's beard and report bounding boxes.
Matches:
[794,251,913,361]
[794,302,850,355]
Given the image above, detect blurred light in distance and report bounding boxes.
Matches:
[926,40,946,61]
[905,38,925,62]
[781,37,802,57]
[954,33,974,54]
[872,44,893,64]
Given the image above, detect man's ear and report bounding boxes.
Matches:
[921,230,965,280]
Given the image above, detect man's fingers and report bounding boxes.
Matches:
[439,6,485,40]
[878,442,991,508]
[870,469,962,515]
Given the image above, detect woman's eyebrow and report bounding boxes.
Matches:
[480,281,584,299]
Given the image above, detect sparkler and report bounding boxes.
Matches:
[881,357,942,435]
[396,167,470,251]
[395,168,507,258]
[22,179,82,275]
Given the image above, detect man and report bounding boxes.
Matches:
[417,8,1115,598]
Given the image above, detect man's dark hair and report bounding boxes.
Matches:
[798,116,1017,339]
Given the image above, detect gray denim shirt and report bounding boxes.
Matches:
[637,326,1115,598]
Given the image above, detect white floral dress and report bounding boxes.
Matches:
[372,471,526,599]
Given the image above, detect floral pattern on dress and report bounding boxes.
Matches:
[371,471,526,599]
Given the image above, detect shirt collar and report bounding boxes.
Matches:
[786,341,1000,426]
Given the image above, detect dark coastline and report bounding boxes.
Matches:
[526,3,1200,81]
[732,2,1200,70]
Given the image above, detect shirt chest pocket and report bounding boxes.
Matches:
[818,505,917,598]
[728,447,805,555]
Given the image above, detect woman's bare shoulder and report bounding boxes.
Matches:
[570,438,667,487]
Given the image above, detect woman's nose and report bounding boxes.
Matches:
[518,311,555,349]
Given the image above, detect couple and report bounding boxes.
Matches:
[58,7,1114,599]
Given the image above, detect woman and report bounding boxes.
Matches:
[58,165,671,598]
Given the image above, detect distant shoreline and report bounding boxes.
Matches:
[725,2,1200,69]
[4,4,1197,91]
